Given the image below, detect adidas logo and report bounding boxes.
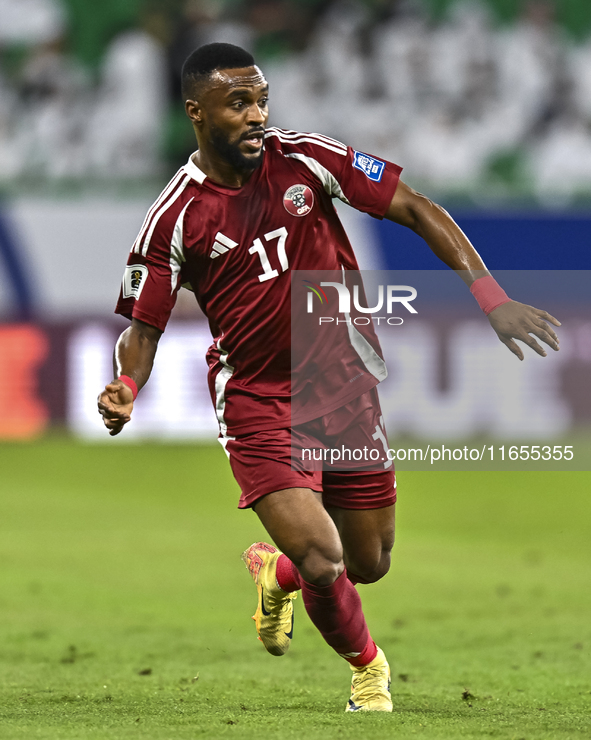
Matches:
[210,232,238,259]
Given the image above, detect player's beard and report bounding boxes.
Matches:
[209,125,265,173]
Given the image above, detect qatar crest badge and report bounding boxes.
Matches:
[283,184,314,217]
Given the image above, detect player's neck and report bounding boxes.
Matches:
[191,150,257,189]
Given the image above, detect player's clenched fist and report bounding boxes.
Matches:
[97,380,134,436]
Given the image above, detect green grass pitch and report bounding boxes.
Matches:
[0,438,589,739]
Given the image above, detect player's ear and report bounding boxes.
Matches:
[185,99,203,124]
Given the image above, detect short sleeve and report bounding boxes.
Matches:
[115,190,193,331]
[334,148,402,219]
[264,129,402,220]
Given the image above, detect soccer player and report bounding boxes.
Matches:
[97,43,560,712]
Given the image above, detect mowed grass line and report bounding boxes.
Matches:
[0,438,589,740]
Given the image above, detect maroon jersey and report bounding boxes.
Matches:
[115,128,402,436]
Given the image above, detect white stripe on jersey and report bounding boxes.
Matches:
[265,129,347,156]
[284,152,350,203]
[217,434,235,459]
[338,266,388,383]
[141,175,192,257]
[131,168,185,254]
[346,320,388,382]
[214,341,235,437]
[266,127,347,153]
[169,198,193,293]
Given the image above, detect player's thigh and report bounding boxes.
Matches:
[321,463,397,577]
[326,503,396,580]
[225,428,343,581]
[254,488,344,583]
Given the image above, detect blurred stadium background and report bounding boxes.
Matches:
[0,0,590,445]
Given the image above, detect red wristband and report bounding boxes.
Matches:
[118,375,138,400]
[470,275,512,315]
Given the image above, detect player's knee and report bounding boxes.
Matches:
[295,547,344,586]
[347,550,392,584]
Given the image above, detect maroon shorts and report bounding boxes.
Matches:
[223,387,396,510]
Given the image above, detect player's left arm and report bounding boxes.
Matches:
[385,180,560,360]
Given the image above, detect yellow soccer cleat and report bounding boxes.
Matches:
[241,541,297,656]
[345,646,393,712]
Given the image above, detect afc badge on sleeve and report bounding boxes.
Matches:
[353,151,385,182]
[122,264,148,299]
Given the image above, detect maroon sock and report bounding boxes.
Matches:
[275,553,302,592]
[301,570,378,666]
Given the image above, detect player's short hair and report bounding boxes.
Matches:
[181,43,256,100]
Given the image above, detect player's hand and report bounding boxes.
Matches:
[487,301,561,361]
[97,380,135,436]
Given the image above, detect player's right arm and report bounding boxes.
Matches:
[99,169,194,434]
[97,318,162,436]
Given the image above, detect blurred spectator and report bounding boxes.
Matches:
[497,1,566,130]
[0,0,66,45]
[0,0,90,179]
[528,112,591,204]
[85,13,168,178]
[15,39,89,178]
[570,33,591,120]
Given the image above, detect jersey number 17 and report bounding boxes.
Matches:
[248,226,289,282]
